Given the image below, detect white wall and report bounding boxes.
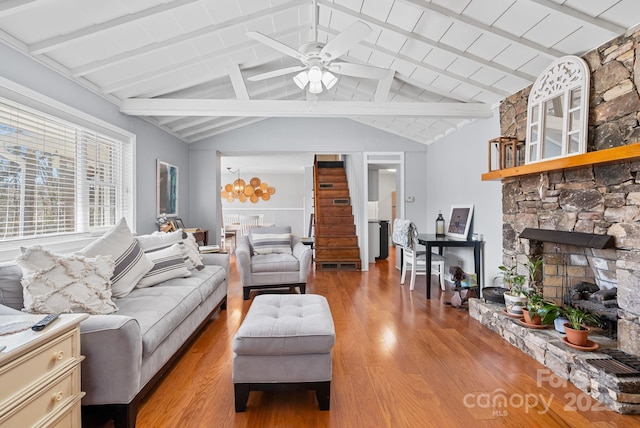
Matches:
[426,114,503,287]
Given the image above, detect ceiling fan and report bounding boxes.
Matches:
[246,3,388,94]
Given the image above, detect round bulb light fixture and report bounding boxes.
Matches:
[292,60,337,94]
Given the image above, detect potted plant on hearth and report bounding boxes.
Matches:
[522,289,545,325]
[563,307,601,347]
[524,257,543,292]
[538,302,570,333]
[500,264,527,315]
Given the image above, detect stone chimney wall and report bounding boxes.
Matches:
[498,30,640,356]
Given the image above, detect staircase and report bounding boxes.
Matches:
[313,158,361,271]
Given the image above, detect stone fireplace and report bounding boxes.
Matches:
[498,29,640,358]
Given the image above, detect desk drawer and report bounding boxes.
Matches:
[0,365,82,428]
[0,328,80,410]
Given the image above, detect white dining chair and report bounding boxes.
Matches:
[239,214,262,236]
[392,219,446,291]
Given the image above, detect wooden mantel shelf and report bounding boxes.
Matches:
[482,142,640,181]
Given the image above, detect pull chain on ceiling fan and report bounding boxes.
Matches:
[246,0,388,94]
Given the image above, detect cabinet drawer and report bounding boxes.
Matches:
[0,328,80,410]
[47,399,81,428]
[0,365,82,428]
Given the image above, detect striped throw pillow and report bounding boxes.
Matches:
[250,233,292,255]
[137,244,191,288]
[79,218,153,298]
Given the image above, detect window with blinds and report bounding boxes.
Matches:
[0,98,129,242]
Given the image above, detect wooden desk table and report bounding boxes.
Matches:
[416,234,484,300]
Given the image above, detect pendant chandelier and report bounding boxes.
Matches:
[221,168,275,203]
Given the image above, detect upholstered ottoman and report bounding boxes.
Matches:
[232,294,335,412]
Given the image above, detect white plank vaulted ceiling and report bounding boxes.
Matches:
[1,0,638,145]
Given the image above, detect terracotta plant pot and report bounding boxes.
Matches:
[523,309,542,325]
[564,323,590,346]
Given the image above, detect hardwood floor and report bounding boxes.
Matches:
[99,248,640,427]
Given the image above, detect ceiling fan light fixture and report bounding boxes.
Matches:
[293,71,309,89]
[308,81,323,94]
[307,65,323,83]
[321,71,337,89]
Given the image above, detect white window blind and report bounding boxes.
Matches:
[0,98,131,242]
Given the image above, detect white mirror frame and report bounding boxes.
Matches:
[525,55,590,164]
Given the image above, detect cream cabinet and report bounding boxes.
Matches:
[0,314,88,428]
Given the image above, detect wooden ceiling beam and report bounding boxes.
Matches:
[30,0,200,55]
[70,0,309,77]
[526,0,626,34]
[397,0,565,59]
[120,98,493,118]
[319,0,537,82]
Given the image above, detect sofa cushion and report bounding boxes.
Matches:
[0,263,24,310]
[16,246,118,315]
[250,233,293,255]
[250,253,300,273]
[160,265,226,302]
[136,244,191,288]
[114,285,202,356]
[79,218,153,298]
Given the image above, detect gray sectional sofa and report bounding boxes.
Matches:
[0,252,229,428]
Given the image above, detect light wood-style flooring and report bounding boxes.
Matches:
[103,248,640,427]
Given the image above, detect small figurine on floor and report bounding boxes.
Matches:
[447,265,477,308]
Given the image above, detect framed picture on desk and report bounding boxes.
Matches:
[446,204,474,239]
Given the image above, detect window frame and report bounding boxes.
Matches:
[0,77,135,261]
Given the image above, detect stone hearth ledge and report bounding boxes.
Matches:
[469,298,640,414]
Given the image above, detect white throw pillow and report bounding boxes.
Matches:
[137,244,191,288]
[16,246,118,315]
[250,233,293,255]
[183,232,205,269]
[79,218,153,298]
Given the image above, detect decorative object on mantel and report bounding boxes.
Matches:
[487,136,525,171]
[525,55,590,164]
[221,168,275,203]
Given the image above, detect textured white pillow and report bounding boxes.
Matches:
[137,244,191,288]
[183,232,205,270]
[79,218,153,298]
[16,246,118,315]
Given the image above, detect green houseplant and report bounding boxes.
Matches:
[500,264,527,315]
[522,289,545,325]
[524,257,543,293]
[537,301,571,332]
[563,307,601,346]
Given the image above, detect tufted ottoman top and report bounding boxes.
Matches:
[233,294,335,356]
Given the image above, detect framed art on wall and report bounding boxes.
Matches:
[446,205,474,239]
[157,160,178,217]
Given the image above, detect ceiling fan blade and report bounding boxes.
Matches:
[320,21,372,61]
[327,62,389,80]
[247,65,307,82]
[246,31,308,62]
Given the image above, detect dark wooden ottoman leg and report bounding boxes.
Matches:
[315,381,331,410]
[234,384,250,412]
[243,288,251,300]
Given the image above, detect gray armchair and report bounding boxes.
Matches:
[236,226,313,300]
